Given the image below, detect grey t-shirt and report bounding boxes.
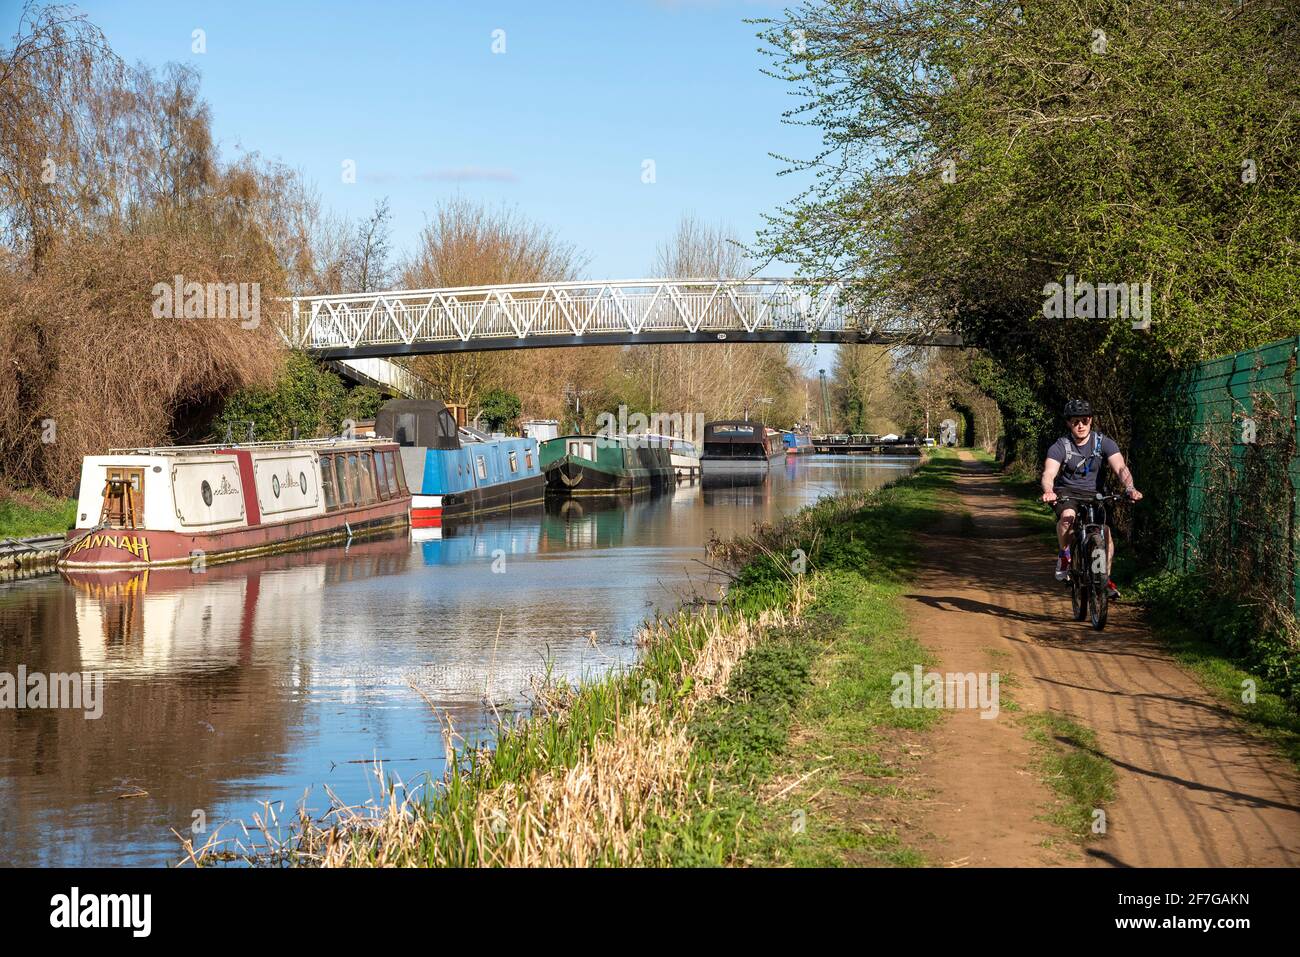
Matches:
[1047,431,1120,496]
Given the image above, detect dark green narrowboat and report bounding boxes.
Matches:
[540,435,675,496]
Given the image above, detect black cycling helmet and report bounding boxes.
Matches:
[1063,399,1092,419]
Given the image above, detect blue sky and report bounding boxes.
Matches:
[37,0,821,281]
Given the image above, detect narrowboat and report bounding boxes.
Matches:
[539,434,675,495]
[700,420,780,469]
[644,433,702,479]
[60,438,410,569]
[376,399,545,530]
[782,430,814,454]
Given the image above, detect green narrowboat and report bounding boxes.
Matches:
[540,434,675,495]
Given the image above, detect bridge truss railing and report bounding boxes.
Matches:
[282,279,940,354]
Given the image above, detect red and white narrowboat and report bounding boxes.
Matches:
[59,438,410,569]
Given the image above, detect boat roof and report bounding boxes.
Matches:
[546,433,685,444]
[642,433,697,445]
[105,437,397,455]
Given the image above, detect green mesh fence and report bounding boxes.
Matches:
[1163,337,1299,612]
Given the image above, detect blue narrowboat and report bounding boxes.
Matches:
[782,430,814,454]
[375,400,545,529]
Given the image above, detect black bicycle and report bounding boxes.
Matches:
[1050,493,1125,631]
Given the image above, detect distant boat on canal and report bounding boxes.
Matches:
[782,429,814,454]
[377,399,544,530]
[540,434,676,495]
[60,437,411,569]
[644,433,701,479]
[700,420,781,469]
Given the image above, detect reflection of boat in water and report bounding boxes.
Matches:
[671,478,701,507]
[62,534,411,674]
[411,506,543,565]
[540,435,675,495]
[537,491,668,549]
[61,437,410,569]
[701,467,771,506]
[379,400,544,529]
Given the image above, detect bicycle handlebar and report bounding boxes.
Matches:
[1041,492,1134,508]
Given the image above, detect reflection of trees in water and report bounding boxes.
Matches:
[0,533,411,866]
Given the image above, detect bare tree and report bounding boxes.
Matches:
[399,197,589,411]
[0,6,300,492]
[345,197,392,293]
[630,214,801,425]
[0,2,122,270]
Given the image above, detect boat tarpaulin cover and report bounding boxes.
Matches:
[376,400,461,451]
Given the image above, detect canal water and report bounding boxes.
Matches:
[0,455,916,866]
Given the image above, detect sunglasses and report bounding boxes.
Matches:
[1068,417,1092,426]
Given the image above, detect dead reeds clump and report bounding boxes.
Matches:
[183,581,809,868]
[0,222,285,494]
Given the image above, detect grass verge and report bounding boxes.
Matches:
[647,451,962,866]
[0,489,76,538]
[674,570,941,866]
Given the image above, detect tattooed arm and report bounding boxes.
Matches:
[1107,452,1143,501]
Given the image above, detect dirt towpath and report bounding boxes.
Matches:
[899,452,1300,867]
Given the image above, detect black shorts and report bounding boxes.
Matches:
[1052,498,1081,519]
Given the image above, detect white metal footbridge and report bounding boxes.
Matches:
[282,278,960,360]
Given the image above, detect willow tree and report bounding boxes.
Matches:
[0,4,312,492]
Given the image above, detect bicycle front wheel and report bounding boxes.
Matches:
[1086,533,1109,630]
[1070,568,1088,621]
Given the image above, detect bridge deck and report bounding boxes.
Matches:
[281,279,960,357]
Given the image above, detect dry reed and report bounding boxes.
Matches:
[183,577,810,868]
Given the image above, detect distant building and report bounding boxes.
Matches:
[522,419,560,442]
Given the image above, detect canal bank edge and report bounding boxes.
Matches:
[190,452,950,867]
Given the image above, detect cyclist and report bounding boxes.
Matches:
[1039,399,1142,598]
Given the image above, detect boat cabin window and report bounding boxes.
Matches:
[321,454,337,509]
[382,450,400,496]
[335,456,352,507]
[358,452,375,503]
[707,425,760,439]
[476,455,487,480]
[389,450,406,492]
[374,451,389,499]
[347,453,363,504]
[439,409,458,441]
[101,467,145,528]
[566,440,595,460]
[525,449,534,470]
[393,413,417,446]
[508,450,518,473]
